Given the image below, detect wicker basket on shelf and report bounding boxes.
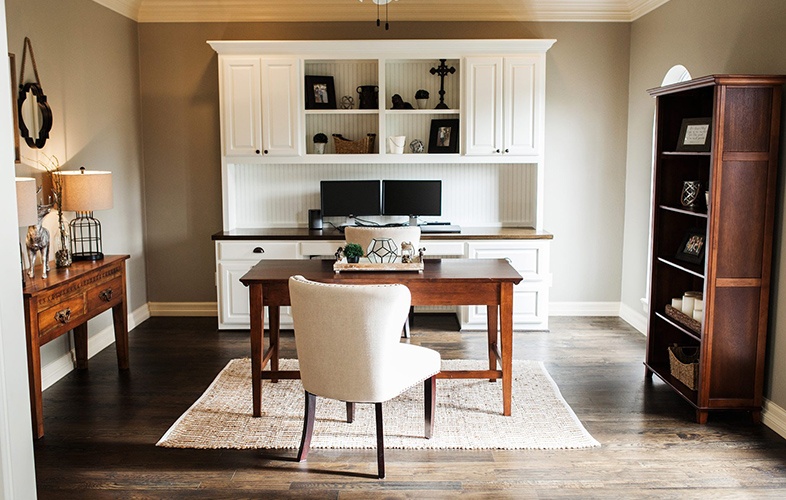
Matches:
[668,344,699,390]
[332,133,376,154]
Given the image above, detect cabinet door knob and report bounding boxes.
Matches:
[263,149,269,155]
[55,308,72,324]
[504,148,509,153]
[255,149,260,154]
[253,247,265,254]
[495,149,500,153]
[99,288,114,302]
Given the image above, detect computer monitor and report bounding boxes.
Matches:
[320,180,381,217]
[382,180,442,225]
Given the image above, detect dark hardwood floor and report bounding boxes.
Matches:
[33,315,786,498]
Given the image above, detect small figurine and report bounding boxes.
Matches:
[26,203,52,279]
[334,246,343,261]
[417,247,426,263]
[400,241,414,263]
[410,139,424,154]
[340,95,354,109]
[391,94,414,109]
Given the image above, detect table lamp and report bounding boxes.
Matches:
[59,167,113,261]
[16,177,38,283]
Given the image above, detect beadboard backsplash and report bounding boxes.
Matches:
[228,163,537,228]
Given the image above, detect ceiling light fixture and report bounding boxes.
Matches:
[359,0,398,31]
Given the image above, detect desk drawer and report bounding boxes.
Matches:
[38,294,87,338]
[87,276,123,310]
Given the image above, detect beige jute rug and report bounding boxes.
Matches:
[157,358,599,450]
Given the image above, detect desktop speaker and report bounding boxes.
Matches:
[308,209,323,230]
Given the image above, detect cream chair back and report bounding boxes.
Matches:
[343,226,421,258]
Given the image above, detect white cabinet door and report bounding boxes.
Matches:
[464,56,543,158]
[464,57,503,156]
[503,57,540,156]
[461,240,550,330]
[222,57,263,157]
[261,58,302,156]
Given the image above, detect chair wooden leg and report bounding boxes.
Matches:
[401,307,414,338]
[424,376,436,439]
[375,402,385,479]
[297,391,316,462]
[346,402,355,423]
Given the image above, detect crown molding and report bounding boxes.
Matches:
[91,0,142,20]
[93,0,670,24]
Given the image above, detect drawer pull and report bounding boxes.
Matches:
[99,288,113,302]
[253,247,265,254]
[55,308,71,324]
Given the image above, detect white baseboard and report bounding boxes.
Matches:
[763,399,786,440]
[41,303,151,390]
[619,302,647,334]
[549,301,621,316]
[148,302,217,316]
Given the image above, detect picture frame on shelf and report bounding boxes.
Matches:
[305,75,336,110]
[675,229,706,265]
[428,118,459,154]
[676,117,712,152]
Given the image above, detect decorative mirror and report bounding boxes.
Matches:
[17,37,52,149]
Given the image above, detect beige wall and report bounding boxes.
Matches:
[138,21,631,304]
[623,0,786,406]
[6,0,146,363]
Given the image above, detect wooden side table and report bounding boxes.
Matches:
[23,255,130,438]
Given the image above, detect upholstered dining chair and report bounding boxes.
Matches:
[343,226,421,337]
[288,275,441,479]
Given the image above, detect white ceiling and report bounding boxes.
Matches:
[92,0,671,23]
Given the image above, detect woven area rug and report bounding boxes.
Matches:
[157,358,599,450]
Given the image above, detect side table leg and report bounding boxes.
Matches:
[25,312,45,439]
[112,300,129,370]
[73,323,89,370]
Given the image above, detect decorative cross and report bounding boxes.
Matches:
[430,59,456,109]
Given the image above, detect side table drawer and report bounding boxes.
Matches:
[38,294,87,338]
[87,276,124,310]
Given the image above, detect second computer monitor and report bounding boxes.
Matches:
[382,180,442,223]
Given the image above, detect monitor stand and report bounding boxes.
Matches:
[408,216,419,227]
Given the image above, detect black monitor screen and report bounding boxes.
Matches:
[320,180,381,217]
[382,180,442,216]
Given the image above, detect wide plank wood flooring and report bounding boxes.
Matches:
[33,315,786,498]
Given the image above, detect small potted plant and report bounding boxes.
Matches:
[313,133,328,154]
[415,89,430,109]
[342,243,364,263]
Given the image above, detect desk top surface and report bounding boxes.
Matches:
[240,258,523,285]
[213,226,552,241]
[23,255,129,297]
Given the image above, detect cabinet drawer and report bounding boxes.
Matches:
[38,294,87,338]
[423,240,466,257]
[467,241,549,281]
[217,241,298,261]
[87,277,123,311]
[299,240,343,258]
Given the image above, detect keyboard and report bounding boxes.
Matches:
[420,224,461,234]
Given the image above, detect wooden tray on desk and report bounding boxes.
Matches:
[333,259,424,273]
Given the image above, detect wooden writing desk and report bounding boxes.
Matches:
[240,258,523,417]
[23,255,130,438]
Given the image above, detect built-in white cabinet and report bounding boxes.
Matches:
[220,56,301,157]
[215,241,299,328]
[461,240,551,330]
[464,56,543,158]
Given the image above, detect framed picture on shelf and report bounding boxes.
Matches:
[428,118,460,154]
[304,75,336,110]
[676,117,712,152]
[675,229,706,265]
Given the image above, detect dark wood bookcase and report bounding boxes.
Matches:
[645,75,786,424]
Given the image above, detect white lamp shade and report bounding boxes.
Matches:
[15,177,38,227]
[59,170,113,212]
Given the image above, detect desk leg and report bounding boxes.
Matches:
[487,305,498,382]
[269,306,280,384]
[500,283,513,416]
[74,324,89,370]
[250,284,264,418]
[112,299,130,370]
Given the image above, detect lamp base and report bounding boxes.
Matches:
[72,251,104,262]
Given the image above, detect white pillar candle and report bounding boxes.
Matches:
[693,309,704,323]
[693,299,704,311]
[681,295,695,315]
[671,298,683,310]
